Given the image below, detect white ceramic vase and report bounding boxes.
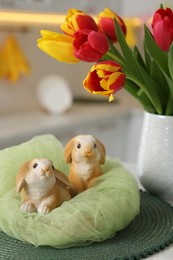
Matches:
[137,111,173,201]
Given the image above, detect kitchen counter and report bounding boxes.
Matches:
[0,93,143,162]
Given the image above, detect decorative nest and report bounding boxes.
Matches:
[0,134,139,249]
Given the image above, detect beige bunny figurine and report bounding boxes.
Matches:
[16,158,73,214]
[64,135,106,194]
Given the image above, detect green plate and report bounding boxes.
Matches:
[0,191,173,260]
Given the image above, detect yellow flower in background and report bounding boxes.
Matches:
[0,49,7,79]
[0,36,30,83]
[37,30,79,64]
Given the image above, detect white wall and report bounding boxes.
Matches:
[121,0,172,17]
[0,0,172,16]
[0,0,122,13]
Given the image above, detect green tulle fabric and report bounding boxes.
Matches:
[0,134,140,248]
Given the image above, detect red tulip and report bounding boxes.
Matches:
[61,8,98,36]
[73,29,109,62]
[97,8,126,42]
[152,7,173,51]
[83,60,125,101]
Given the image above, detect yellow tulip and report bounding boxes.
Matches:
[37,30,79,64]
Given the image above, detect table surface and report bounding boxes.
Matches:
[124,162,173,260]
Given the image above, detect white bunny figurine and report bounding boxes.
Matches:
[16,158,73,214]
[64,135,106,194]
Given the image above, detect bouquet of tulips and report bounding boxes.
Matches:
[38,5,173,115]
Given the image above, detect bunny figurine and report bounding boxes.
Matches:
[16,158,73,214]
[64,135,106,194]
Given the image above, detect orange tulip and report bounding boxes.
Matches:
[61,8,98,36]
[83,60,125,101]
[97,8,126,42]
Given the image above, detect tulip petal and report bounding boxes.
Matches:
[88,31,109,54]
[93,89,113,95]
[153,20,173,51]
[100,77,109,90]
[92,60,121,72]
[83,70,103,92]
[95,64,121,78]
[109,94,114,102]
[108,72,126,91]
[76,15,98,31]
[38,40,79,63]
[97,8,126,42]
[74,46,104,62]
[61,9,98,36]
[73,30,108,62]
[39,30,74,42]
[37,30,79,63]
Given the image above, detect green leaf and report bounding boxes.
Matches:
[165,93,173,115]
[127,56,163,114]
[150,54,173,115]
[107,38,124,62]
[144,45,152,74]
[114,18,140,77]
[134,46,147,71]
[144,25,169,75]
[113,18,166,114]
[124,80,156,113]
[150,59,169,113]
[160,3,164,8]
[162,72,173,100]
[103,51,124,66]
[168,42,173,80]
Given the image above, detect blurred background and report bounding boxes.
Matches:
[0,0,172,163]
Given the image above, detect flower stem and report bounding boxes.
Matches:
[106,51,125,66]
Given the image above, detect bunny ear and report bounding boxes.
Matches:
[64,138,75,163]
[54,169,72,187]
[54,169,76,197]
[96,138,106,164]
[16,162,28,193]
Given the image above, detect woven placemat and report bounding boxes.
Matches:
[0,191,173,260]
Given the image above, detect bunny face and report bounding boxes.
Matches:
[72,135,99,163]
[16,158,56,195]
[25,158,55,185]
[65,135,106,165]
